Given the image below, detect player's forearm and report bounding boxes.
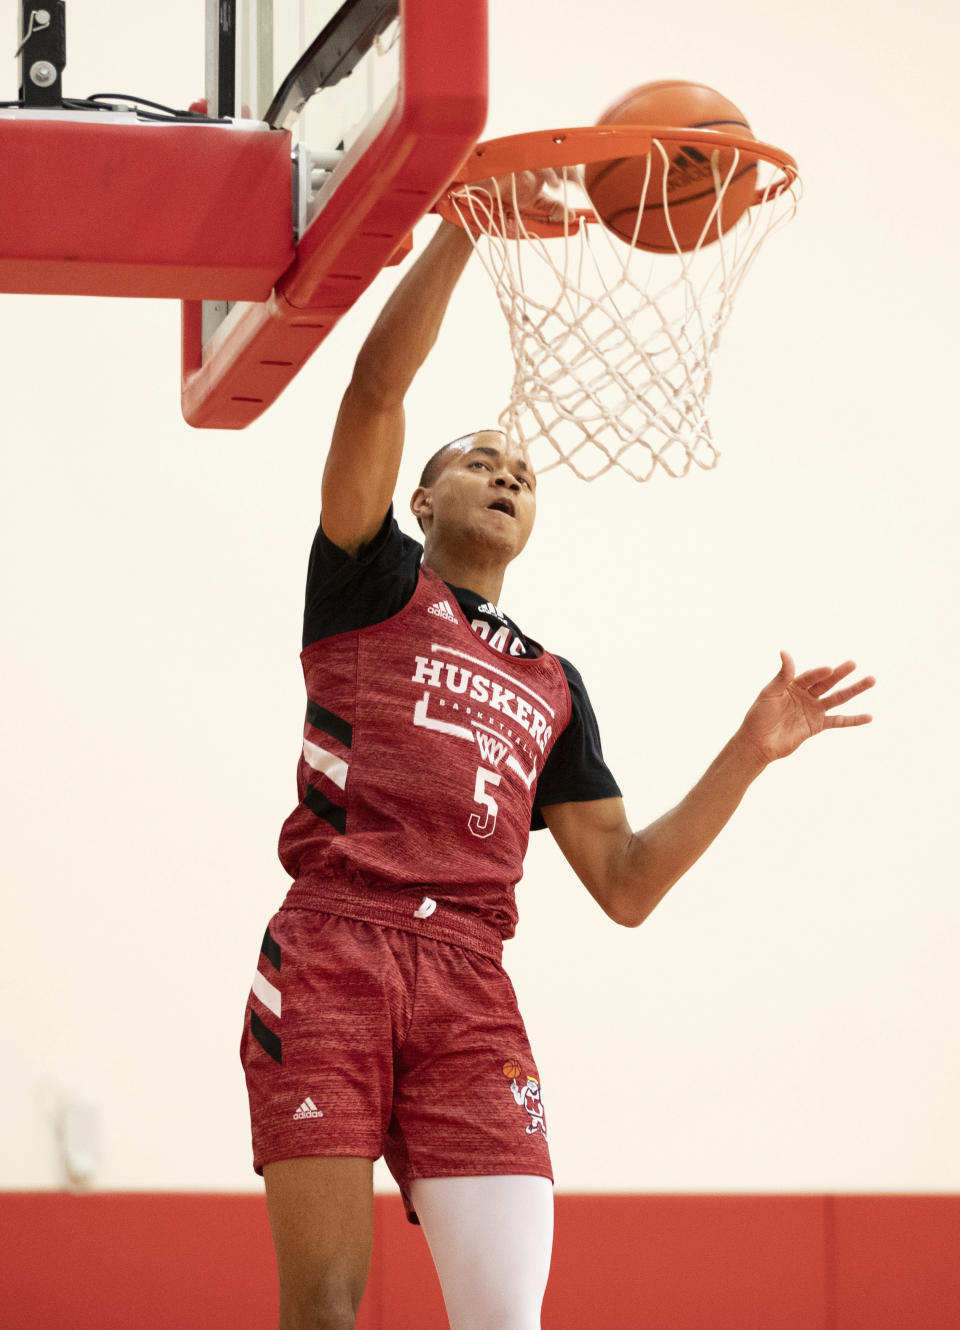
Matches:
[613,730,768,926]
[352,220,475,404]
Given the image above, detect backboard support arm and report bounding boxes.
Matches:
[205,0,237,120]
[18,0,66,107]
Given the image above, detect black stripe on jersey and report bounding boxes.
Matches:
[260,926,281,973]
[306,701,353,749]
[250,1009,282,1064]
[303,782,346,834]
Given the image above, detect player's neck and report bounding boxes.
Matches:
[422,542,507,604]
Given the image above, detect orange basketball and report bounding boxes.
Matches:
[502,1059,522,1079]
[584,81,758,252]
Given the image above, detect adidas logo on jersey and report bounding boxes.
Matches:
[427,600,457,623]
[293,1096,324,1120]
[477,600,508,622]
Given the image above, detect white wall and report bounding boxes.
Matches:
[2,0,958,1194]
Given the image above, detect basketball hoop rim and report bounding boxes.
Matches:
[438,125,799,236]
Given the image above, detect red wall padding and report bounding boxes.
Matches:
[1,1193,958,1329]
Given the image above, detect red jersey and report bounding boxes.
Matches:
[278,565,572,938]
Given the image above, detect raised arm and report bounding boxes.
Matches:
[543,653,876,927]
[320,170,570,554]
[320,220,475,554]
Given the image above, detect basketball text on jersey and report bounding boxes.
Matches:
[411,651,554,754]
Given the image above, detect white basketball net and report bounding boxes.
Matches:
[447,142,801,481]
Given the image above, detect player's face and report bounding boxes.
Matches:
[419,431,537,560]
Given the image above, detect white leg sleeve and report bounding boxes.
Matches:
[407,1175,554,1330]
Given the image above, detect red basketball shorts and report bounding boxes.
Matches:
[240,900,552,1222]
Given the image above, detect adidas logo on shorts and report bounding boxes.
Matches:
[427,600,457,623]
[293,1096,324,1120]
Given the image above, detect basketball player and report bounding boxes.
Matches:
[241,172,875,1330]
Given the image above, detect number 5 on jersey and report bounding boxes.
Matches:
[468,766,501,838]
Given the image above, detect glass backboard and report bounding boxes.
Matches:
[209,0,401,170]
[185,0,487,429]
[201,0,401,344]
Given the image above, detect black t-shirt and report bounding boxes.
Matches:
[302,509,621,829]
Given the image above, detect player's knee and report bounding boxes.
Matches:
[278,1277,363,1330]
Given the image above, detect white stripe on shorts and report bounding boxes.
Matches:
[302,738,349,789]
[251,967,281,1018]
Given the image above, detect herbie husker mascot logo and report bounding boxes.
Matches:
[503,1059,547,1138]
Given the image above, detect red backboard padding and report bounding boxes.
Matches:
[0,118,294,300]
[2,1192,959,1329]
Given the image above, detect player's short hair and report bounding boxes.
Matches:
[418,441,460,491]
[414,431,499,532]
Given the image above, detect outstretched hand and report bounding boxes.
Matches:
[496,167,568,218]
[741,652,875,765]
[461,167,575,236]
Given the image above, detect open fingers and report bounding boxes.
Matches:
[794,660,856,695]
[821,674,876,711]
[823,709,873,730]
